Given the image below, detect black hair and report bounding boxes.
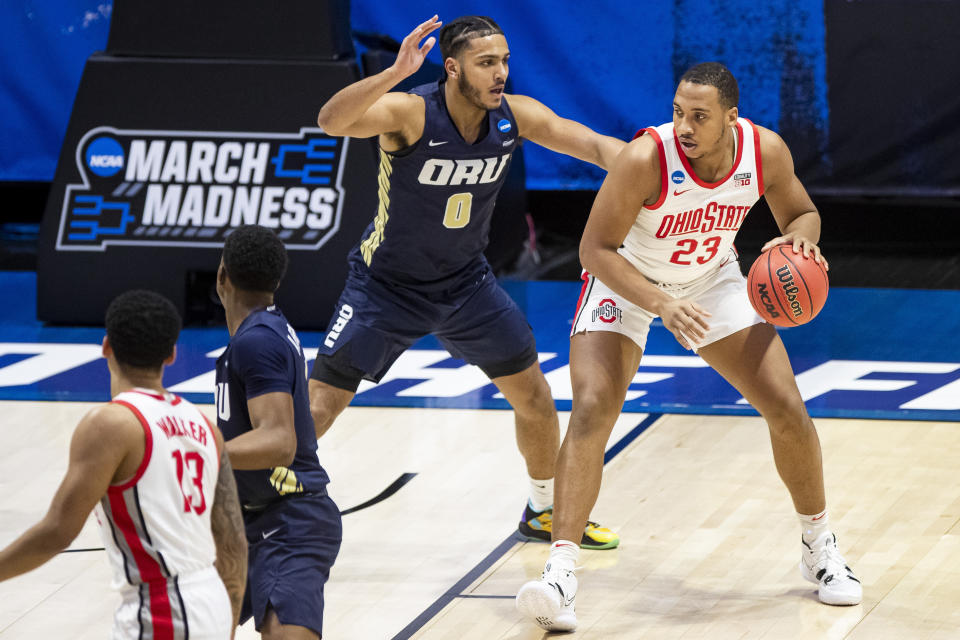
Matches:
[105,290,181,369]
[679,62,739,110]
[438,15,504,65]
[222,224,288,293]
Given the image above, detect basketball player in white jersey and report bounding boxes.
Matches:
[517,63,861,631]
[0,290,247,639]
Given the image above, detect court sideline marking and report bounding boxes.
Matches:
[390,413,663,640]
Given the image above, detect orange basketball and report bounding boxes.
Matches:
[747,244,829,327]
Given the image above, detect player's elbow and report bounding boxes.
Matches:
[256,425,298,467]
[36,516,81,553]
[316,111,333,134]
[316,108,344,137]
[276,431,298,467]
[579,241,603,277]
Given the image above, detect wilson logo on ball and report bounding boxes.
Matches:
[776,265,804,318]
[747,244,828,327]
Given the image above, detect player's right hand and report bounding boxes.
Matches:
[392,16,443,78]
[658,298,711,350]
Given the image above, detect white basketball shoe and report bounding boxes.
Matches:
[800,532,862,605]
[516,562,578,632]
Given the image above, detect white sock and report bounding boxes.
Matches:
[547,539,580,572]
[529,476,554,512]
[798,508,829,545]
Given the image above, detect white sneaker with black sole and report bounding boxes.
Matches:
[800,532,862,605]
[516,562,578,632]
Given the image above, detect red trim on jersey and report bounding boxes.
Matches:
[201,414,221,469]
[107,492,174,640]
[130,389,165,401]
[110,400,154,491]
[130,388,181,406]
[743,118,764,196]
[636,128,668,210]
[573,271,591,318]
[674,121,745,189]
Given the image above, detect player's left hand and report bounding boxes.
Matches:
[392,15,443,79]
[762,233,829,271]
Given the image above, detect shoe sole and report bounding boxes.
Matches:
[799,562,862,606]
[516,526,620,551]
[516,581,577,631]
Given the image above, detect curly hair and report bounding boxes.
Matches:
[680,62,739,110]
[105,290,181,369]
[222,225,288,293]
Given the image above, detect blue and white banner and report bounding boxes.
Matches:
[2,274,958,422]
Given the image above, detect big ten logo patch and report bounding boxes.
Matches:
[592,298,622,324]
[734,172,752,187]
[56,126,350,251]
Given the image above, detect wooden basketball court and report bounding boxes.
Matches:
[1,401,957,639]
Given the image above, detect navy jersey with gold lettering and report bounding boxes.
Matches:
[350,80,517,289]
[215,306,330,509]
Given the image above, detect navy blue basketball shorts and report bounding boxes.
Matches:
[311,263,539,392]
[240,492,342,636]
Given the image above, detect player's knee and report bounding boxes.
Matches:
[569,387,622,435]
[762,398,814,437]
[529,376,556,414]
[309,383,349,438]
[507,371,555,419]
[310,401,332,437]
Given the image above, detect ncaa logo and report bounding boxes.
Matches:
[671,170,685,184]
[497,118,512,133]
[85,136,125,177]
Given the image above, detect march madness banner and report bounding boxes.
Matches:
[57,126,348,251]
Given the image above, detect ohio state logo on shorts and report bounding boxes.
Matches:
[591,298,622,324]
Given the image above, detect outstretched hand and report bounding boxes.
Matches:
[392,16,443,79]
[658,298,712,351]
[761,233,829,271]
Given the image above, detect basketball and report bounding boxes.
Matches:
[747,244,829,327]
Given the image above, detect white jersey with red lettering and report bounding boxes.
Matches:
[620,117,764,285]
[93,388,231,640]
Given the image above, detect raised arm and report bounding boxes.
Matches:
[757,126,828,269]
[507,93,625,171]
[316,16,441,140]
[580,135,711,349]
[209,426,247,637]
[0,404,140,581]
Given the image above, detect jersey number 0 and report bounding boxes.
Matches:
[443,193,473,229]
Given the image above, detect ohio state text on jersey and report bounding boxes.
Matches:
[621,118,764,284]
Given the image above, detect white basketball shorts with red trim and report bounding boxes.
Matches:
[570,256,764,353]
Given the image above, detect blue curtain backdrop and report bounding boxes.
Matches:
[0,2,112,181]
[349,1,827,190]
[0,1,838,190]
[0,1,828,188]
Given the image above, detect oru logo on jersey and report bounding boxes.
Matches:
[55,126,350,251]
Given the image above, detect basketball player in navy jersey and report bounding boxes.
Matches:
[309,15,625,550]
[517,63,861,631]
[0,290,247,639]
[216,225,341,640]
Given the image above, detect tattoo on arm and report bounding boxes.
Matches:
[211,443,248,631]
